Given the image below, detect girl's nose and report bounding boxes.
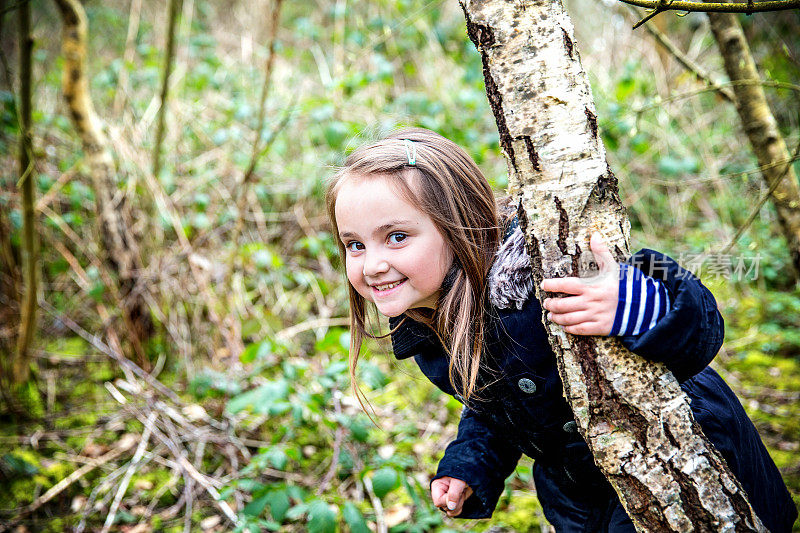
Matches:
[363,252,390,277]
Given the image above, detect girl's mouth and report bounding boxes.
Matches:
[372,278,407,294]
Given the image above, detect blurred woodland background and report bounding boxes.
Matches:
[0,0,798,531]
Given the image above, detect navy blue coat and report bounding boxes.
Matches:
[389,248,797,532]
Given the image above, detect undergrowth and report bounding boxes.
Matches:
[0,0,798,531]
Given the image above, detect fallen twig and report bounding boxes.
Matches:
[101,412,155,533]
[317,389,344,495]
[0,435,138,528]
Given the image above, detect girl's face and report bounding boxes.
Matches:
[334,174,453,317]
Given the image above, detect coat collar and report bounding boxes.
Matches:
[390,227,534,359]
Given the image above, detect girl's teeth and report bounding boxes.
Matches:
[376,280,402,291]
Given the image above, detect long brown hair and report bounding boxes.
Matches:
[326,128,500,413]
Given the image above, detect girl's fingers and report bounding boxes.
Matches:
[563,322,605,336]
[590,232,617,274]
[541,276,587,295]
[431,480,448,508]
[445,478,470,515]
[543,296,589,314]
[547,311,595,327]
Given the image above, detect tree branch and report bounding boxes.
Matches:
[720,137,800,256]
[620,0,800,16]
[625,4,735,102]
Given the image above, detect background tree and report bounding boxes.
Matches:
[707,10,800,277]
[53,0,151,367]
[151,0,181,181]
[15,0,36,384]
[0,0,42,419]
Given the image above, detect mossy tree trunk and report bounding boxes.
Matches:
[0,0,42,419]
[14,0,37,384]
[460,1,765,530]
[152,0,181,180]
[707,10,800,280]
[53,0,152,366]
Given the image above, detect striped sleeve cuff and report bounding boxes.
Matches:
[609,264,671,336]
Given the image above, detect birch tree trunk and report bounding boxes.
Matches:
[54,0,151,365]
[460,1,765,530]
[707,10,800,279]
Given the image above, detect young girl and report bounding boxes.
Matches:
[326,128,797,532]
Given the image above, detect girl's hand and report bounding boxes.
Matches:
[431,476,473,517]
[541,232,619,336]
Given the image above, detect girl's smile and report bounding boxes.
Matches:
[334,174,453,317]
[371,278,406,293]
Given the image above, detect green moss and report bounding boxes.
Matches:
[41,459,72,481]
[54,411,101,430]
[138,469,180,506]
[2,477,38,507]
[44,336,89,356]
[481,491,546,531]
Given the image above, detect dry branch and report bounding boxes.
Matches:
[101,413,155,533]
[113,0,142,115]
[720,138,800,256]
[4,435,137,525]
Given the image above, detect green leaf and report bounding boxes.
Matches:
[217,486,236,500]
[89,281,105,303]
[267,489,290,523]
[240,340,272,364]
[360,361,388,390]
[192,212,211,230]
[307,500,337,533]
[237,479,266,493]
[225,380,290,415]
[658,155,683,177]
[348,418,369,443]
[1,454,38,477]
[244,493,270,517]
[325,360,348,377]
[265,447,288,470]
[285,503,308,521]
[342,502,370,533]
[371,467,400,499]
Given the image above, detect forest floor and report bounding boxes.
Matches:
[1,0,799,531]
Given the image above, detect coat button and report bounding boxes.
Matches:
[517,378,537,394]
[563,421,578,434]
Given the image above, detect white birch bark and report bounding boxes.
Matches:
[460,1,765,530]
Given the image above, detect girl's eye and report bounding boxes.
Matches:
[388,232,407,245]
[346,241,364,253]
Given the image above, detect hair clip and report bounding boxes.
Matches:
[404,139,417,166]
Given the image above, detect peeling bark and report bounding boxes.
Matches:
[54,0,151,364]
[461,1,765,530]
[707,9,800,279]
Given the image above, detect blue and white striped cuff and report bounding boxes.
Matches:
[609,264,671,336]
